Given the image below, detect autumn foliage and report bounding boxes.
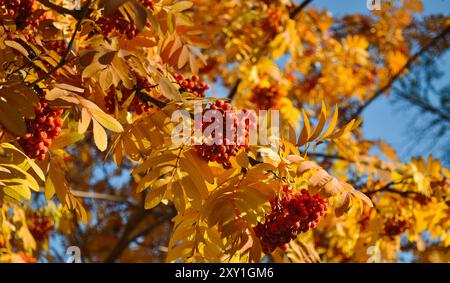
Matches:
[0,0,449,263]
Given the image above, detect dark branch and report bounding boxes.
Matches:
[37,0,82,19]
[348,25,450,122]
[395,91,450,123]
[289,0,314,19]
[365,182,422,197]
[136,90,168,109]
[226,78,241,100]
[103,209,174,263]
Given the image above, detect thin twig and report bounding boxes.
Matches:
[136,90,167,108]
[289,0,314,19]
[103,208,174,263]
[31,0,92,86]
[37,0,82,18]
[71,190,136,206]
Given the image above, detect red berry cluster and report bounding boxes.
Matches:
[261,7,284,36]
[104,74,153,115]
[174,74,209,98]
[413,194,432,205]
[1,0,33,26]
[251,85,283,110]
[43,40,67,55]
[195,100,251,168]
[26,212,54,242]
[254,187,329,254]
[95,0,154,40]
[0,0,41,29]
[19,92,64,160]
[384,216,409,238]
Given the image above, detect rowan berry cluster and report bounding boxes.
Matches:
[1,0,34,28]
[43,39,68,55]
[174,73,209,98]
[18,91,64,160]
[413,194,432,205]
[384,216,409,238]
[96,0,154,40]
[104,74,153,115]
[254,187,329,253]
[251,85,283,110]
[26,212,54,242]
[261,7,284,35]
[195,100,251,168]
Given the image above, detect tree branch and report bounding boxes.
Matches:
[395,91,450,123]
[71,190,136,206]
[289,0,314,19]
[103,208,147,263]
[103,208,174,263]
[348,25,450,122]
[37,0,82,18]
[365,182,422,197]
[136,90,167,108]
[31,0,92,86]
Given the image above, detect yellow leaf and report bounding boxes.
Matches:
[0,100,26,136]
[93,119,108,152]
[55,83,85,93]
[3,185,31,200]
[159,77,181,101]
[172,181,186,213]
[44,172,56,200]
[297,109,311,146]
[133,153,177,175]
[180,158,209,198]
[4,40,29,57]
[319,105,338,141]
[183,149,215,183]
[327,119,355,139]
[90,108,124,133]
[178,45,190,69]
[309,102,327,141]
[144,184,167,209]
[189,54,199,75]
[50,131,85,150]
[78,108,92,134]
[334,191,351,217]
[349,189,373,207]
[171,1,193,12]
[136,168,162,193]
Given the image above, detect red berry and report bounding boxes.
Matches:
[18,90,63,160]
[384,216,409,238]
[254,186,329,254]
[251,85,283,110]
[94,0,154,39]
[195,100,251,168]
[174,73,209,98]
[26,211,54,242]
[104,72,154,114]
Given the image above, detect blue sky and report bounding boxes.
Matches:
[311,0,450,163]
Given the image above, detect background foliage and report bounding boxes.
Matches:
[0,0,449,263]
